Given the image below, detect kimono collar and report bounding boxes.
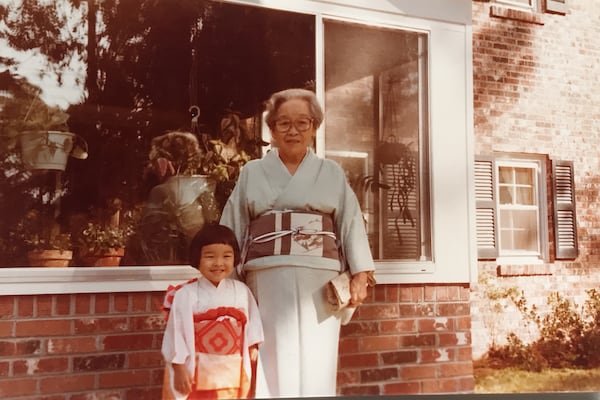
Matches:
[269,146,315,167]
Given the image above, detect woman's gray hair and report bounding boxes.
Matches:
[264,88,324,130]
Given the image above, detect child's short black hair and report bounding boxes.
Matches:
[189,223,241,269]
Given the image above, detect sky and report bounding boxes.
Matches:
[0,0,86,108]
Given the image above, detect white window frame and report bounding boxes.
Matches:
[494,0,539,13]
[495,158,548,264]
[0,0,474,294]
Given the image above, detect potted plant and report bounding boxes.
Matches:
[76,201,135,267]
[136,111,255,264]
[0,72,88,171]
[78,222,132,267]
[13,209,73,267]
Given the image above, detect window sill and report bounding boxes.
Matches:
[0,260,446,296]
[497,263,553,277]
[490,5,544,25]
[0,265,199,295]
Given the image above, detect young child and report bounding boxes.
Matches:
[161,223,263,399]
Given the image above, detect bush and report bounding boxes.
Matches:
[483,289,600,371]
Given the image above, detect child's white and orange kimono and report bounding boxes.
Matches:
[161,276,263,399]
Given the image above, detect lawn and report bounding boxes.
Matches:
[475,366,600,393]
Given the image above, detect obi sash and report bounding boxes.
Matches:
[244,211,339,263]
[193,307,247,392]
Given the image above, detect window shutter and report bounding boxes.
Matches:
[552,160,578,259]
[545,0,567,14]
[475,157,498,259]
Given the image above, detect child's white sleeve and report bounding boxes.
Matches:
[161,288,195,370]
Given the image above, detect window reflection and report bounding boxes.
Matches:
[323,19,431,261]
[1,0,432,266]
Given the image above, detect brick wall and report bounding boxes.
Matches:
[338,283,474,396]
[470,0,600,358]
[0,292,166,399]
[1,283,473,399]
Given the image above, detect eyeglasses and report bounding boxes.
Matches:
[274,117,313,133]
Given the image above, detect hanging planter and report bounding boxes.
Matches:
[80,247,125,267]
[27,249,73,268]
[19,130,88,171]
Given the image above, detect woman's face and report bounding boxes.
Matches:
[271,98,315,160]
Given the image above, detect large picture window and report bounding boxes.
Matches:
[1,0,432,267]
[1,0,474,291]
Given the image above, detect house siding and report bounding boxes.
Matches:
[470,0,600,358]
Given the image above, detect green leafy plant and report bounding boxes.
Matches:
[146,130,250,188]
[482,289,600,371]
[78,222,133,255]
[12,209,72,251]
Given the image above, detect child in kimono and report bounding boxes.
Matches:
[161,223,264,400]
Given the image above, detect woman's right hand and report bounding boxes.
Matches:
[349,271,369,306]
[172,362,193,395]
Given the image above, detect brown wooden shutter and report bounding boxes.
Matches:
[552,160,578,259]
[475,157,498,259]
[545,0,567,14]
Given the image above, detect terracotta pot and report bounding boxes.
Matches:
[80,247,125,267]
[27,249,73,267]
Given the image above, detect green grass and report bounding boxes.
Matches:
[475,366,600,393]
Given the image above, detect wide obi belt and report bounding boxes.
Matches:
[193,307,247,391]
[245,210,339,263]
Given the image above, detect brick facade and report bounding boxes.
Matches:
[0,284,473,399]
[470,0,600,358]
[0,293,165,399]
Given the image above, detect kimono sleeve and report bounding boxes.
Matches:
[220,164,251,247]
[242,283,264,348]
[161,286,195,372]
[329,160,375,275]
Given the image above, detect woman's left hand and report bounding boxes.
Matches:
[349,271,369,306]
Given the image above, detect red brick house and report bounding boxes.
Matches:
[470,0,600,360]
[1,0,599,398]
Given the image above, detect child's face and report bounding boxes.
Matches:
[198,243,235,286]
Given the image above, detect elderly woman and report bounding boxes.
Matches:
[220,88,375,398]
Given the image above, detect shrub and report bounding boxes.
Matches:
[483,288,600,371]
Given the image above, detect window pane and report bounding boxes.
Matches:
[323,19,430,261]
[515,167,533,185]
[499,209,539,252]
[499,186,514,204]
[516,186,534,205]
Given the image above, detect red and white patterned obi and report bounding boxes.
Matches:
[192,307,248,394]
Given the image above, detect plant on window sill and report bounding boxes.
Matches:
[75,200,136,267]
[135,111,259,265]
[12,209,73,267]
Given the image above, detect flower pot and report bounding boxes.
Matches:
[27,249,73,267]
[139,175,218,264]
[80,247,125,267]
[19,130,74,170]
